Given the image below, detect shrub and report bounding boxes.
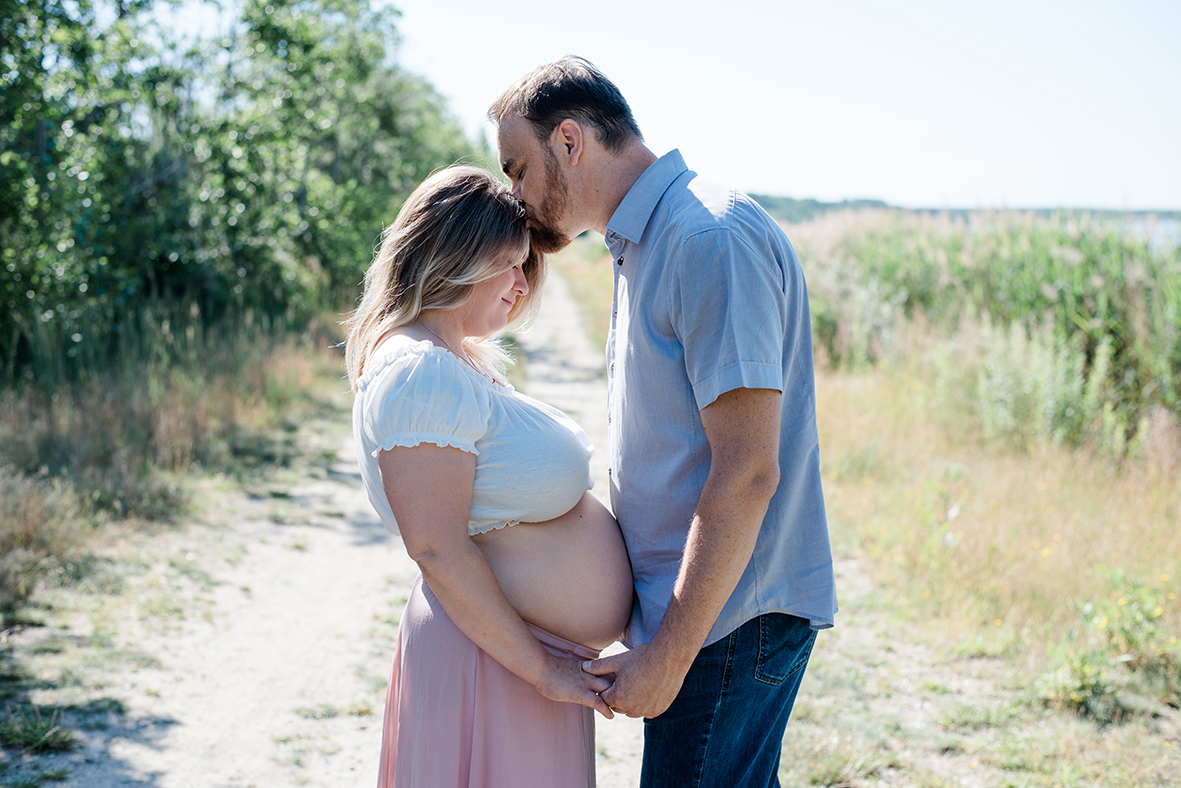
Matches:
[1039,570,1180,719]
[0,471,91,622]
[795,211,1181,456]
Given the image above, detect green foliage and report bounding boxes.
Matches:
[1036,648,1120,722]
[801,213,1181,453]
[1092,570,1181,705]
[0,0,478,616]
[1,0,482,388]
[1038,570,1180,720]
[972,322,1117,450]
[751,193,889,223]
[0,705,78,753]
[807,261,906,370]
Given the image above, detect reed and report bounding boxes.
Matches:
[551,214,1181,713]
[792,210,1181,456]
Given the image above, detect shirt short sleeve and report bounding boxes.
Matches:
[359,346,491,456]
[670,227,788,410]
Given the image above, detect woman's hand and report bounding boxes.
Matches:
[381,443,610,714]
[535,653,615,719]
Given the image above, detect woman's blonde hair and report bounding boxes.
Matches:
[343,166,545,388]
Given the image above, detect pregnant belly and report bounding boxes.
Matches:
[471,492,633,651]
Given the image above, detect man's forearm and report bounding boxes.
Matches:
[649,461,778,666]
[651,386,783,662]
[585,388,782,718]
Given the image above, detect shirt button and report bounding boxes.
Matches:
[616,256,623,266]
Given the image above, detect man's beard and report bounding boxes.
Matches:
[528,149,572,254]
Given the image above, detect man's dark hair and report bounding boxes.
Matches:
[488,56,643,153]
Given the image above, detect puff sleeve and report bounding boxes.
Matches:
[360,346,491,455]
[352,343,491,535]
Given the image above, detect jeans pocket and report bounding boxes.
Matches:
[754,613,817,686]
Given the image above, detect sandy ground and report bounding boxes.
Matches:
[13,272,642,787]
[17,273,1155,787]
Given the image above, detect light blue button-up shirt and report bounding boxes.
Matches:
[605,150,837,648]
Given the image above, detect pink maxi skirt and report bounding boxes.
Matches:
[376,575,599,788]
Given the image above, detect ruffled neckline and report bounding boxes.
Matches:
[361,334,514,393]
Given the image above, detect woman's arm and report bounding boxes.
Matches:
[379,443,614,717]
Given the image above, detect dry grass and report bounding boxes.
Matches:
[552,221,1181,658]
[551,215,1181,782]
[817,360,1181,642]
[783,565,1181,787]
[0,319,348,622]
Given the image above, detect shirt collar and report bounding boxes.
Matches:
[605,149,689,246]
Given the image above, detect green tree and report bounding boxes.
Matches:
[1,0,483,386]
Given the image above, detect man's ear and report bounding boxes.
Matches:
[553,118,585,166]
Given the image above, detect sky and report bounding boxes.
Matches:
[381,0,1181,211]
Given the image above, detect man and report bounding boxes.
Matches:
[489,56,837,787]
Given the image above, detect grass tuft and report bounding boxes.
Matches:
[0,705,78,753]
[295,704,338,720]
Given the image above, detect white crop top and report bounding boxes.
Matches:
[352,334,595,536]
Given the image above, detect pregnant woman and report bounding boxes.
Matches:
[344,166,633,788]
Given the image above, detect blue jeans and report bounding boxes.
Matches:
[639,613,817,788]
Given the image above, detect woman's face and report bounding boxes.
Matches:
[457,243,531,339]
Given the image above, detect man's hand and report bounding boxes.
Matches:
[584,387,782,719]
[582,641,696,719]
[535,653,617,719]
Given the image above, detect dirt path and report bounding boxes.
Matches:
[38,430,419,787]
[11,272,1171,787]
[6,272,642,787]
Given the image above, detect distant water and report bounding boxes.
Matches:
[1126,217,1180,250]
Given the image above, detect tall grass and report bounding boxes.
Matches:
[552,211,1181,714]
[794,210,1181,712]
[794,210,1181,457]
[816,357,1180,711]
[0,308,347,622]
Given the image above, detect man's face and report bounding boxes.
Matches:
[497,115,572,254]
